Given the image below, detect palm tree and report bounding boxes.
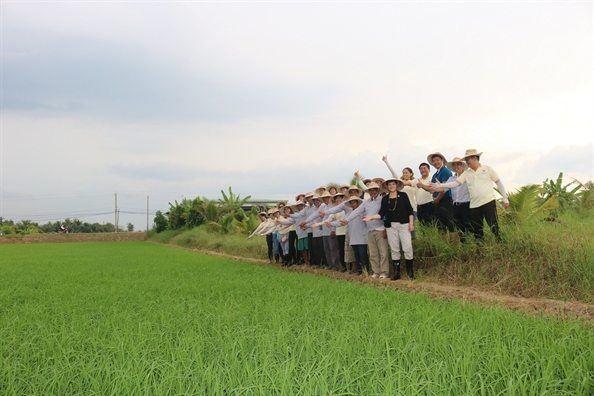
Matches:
[218,187,251,220]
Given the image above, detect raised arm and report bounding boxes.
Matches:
[382,155,399,178]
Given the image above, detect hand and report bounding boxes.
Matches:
[409,223,414,233]
[311,223,318,228]
[324,221,332,227]
[340,220,348,226]
[319,211,325,218]
[330,231,336,239]
[354,170,359,177]
[382,155,387,162]
[382,230,387,239]
[416,181,423,188]
[433,198,440,205]
[502,202,509,209]
[362,216,372,222]
[274,220,280,225]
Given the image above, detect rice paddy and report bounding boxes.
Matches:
[1,241,592,395]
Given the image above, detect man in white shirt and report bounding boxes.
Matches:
[430,149,509,243]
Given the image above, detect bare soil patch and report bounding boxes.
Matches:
[0,233,148,244]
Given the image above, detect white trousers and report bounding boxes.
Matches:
[386,222,413,260]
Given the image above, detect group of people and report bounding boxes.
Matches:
[249,148,509,281]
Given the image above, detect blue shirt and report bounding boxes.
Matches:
[431,166,453,199]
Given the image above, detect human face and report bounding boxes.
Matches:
[313,199,322,207]
[465,156,479,170]
[420,165,430,178]
[329,187,337,195]
[334,196,343,204]
[432,156,443,169]
[297,204,304,212]
[452,162,464,174]
[284,207,291,216]
[340,187,348,194]
[387,181,397,192]
[350,200,360,209]
[368,188,379,198]
[401,168,412,180]
[349,189,360,197]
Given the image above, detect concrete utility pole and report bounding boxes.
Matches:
[147,196,149,232]
[114,192,118,233]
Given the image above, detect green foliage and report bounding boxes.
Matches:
[153,210,168,233]
[542,172,582,210]
[501,184,559,223]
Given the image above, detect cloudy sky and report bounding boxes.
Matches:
[1,1,592,230]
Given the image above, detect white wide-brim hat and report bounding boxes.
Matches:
[461,148,483,160]
[344,196,363,208]
[384,177,404,191]
[427,152,447,164]
[446,157,469,172]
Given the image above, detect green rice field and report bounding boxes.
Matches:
[1,241,593,395]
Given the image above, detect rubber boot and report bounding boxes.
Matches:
[268,252,273,263]
[405,259,414,279]
[275,254,280,264]
[391,260,401,281]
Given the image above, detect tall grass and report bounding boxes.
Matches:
[1,242,592,395]
[414,210,594,302]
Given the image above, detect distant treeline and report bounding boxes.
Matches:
[0,218,131,235]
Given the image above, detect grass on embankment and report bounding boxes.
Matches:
[1,241,592,395]
[151,209,594,303]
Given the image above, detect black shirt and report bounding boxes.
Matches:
[378,192,413,227]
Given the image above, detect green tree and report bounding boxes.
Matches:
[218,187,251,220]
[153,211,168,233]
[127,222,135,232]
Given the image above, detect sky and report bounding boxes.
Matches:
[1,1,593,231]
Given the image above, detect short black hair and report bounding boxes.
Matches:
[419,162,430,170]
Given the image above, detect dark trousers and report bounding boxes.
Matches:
[288,230,298,263]
[312,237,327,266]
[352,244,369,271]
[417,202,435,226]
[435,197,455,232]
[266,234,273,260]
[336,234,346,268]
[453,201,471,241]
[308,232,315,264]
[470,200,502,243]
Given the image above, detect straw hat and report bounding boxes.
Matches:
[332,192,345,202]
[315,185,327,195]
[461,148,483,160]
[295,193,306,201]
[348,185,362,195]
[344,196,363,208]
[427,152,447,164]
[362,178,372,185]
[291,200,306,211]
[269,208,280,216]
[340,184,349,190]
[258,212,268,218]
[372,177,385,185]
[311,194,322,201]
[446,157,469,172]
[275,201,287,209]
[384,177,404,191]
[320,191,333,200]
[365,181,381,191]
